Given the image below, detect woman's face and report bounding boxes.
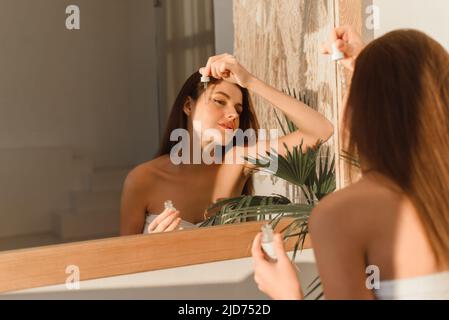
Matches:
[186,81,243,147]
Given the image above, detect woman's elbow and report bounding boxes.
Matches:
[321,121,334,143]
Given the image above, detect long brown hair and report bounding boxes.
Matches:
[157,71,260,195]
[344,29,449,267]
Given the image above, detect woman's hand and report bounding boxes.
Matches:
[251,232,303,300]
[147,207,182,233]
[199,53,255,88]
[322,25,366,71]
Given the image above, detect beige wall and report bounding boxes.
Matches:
[213,0,234,54]
[156,0,215,130]
[0,0,160,168]
[0,0,160,239]
[373,0,449,49]
[234,0,338,201]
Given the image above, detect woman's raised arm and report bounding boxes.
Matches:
[200,54,333,158]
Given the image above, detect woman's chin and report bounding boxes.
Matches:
[203,137,231,149]
[202,129,236,148]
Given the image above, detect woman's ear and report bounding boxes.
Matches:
[183,97,194,116]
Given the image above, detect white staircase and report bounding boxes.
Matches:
[0,147,135,250]
[52,164,131,242]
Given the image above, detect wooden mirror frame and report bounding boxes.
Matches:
[0,220,310,293]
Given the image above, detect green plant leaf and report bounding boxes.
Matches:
[244,140,320,189]
[340,149,360,168]
[200,195,313,227]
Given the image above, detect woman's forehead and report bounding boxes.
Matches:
[210,81,243,102]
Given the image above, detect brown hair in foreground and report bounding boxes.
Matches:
[344,29,449,267]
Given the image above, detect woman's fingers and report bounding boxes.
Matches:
[154,211,180,233]
[251,232,267,263]
[252,232,290,265]
[157,207,175,222]
[165,217,182,232]
[323,25,351,53]
[148,208,174,231]
[214,62,229,79]
[211,63,221,79]
[322,27,341,54]
[201,54,236,80]
[252,232,275,295]
[335,25,352,40]
[150,209,178,233]
[273,233,289,261]
[335,39,346,51]
[219,62,232,78]
[214,62,225,78]
[212,62,228,79]
[204,53,230,77]
[201,54,252,87]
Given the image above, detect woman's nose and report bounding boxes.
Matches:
[225,113,238,121]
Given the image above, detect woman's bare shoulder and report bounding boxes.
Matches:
[309,177,403,239]
[124,156,170,190]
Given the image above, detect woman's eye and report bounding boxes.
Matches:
[214,99,225,106]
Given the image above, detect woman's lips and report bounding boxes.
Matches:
[219,124,234,130]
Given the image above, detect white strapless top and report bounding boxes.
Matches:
[142,214,202,234]
[374,271,449,300]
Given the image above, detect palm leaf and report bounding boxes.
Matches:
[340,149,360,168]
[244,140,320,188]
[309,147,336,201]
[199,195,313,227]
[304,276,323,300]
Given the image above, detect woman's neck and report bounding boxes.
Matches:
[361,170,404,194]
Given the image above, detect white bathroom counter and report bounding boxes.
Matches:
[1,249,319,300]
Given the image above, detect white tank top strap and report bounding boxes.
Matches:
[374,271,449,300]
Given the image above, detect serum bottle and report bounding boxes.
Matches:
[200,74,210,89]
[261,224,278,262]
[331,42,345,61]
[164,200,176,212]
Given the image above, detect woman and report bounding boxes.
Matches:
[252,26,449,300]
[120,55,334,235]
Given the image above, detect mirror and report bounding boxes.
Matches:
[0,0,339,253]
[0,0,353,253]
